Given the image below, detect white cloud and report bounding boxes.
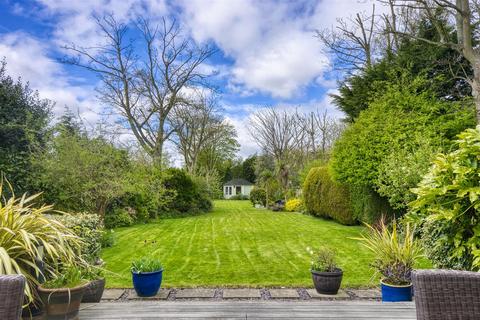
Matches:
[225,115,259,159]
[180,0,330,98]
[34,0,169,48]
[2,0,382,159]
[0,32,100,122]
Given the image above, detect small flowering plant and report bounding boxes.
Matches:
[308,246,338,272]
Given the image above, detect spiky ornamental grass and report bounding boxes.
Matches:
[0,184,84,303]
[354,221,423,285]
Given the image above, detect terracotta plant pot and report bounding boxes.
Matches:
[38,283,88,320]
[81,278,106,303]
[311,268,343,295]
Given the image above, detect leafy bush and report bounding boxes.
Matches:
[376,136,439,210]
[100,229,116,248]
[308,247,338,272]
[105,208,134,228]
[50,212,103,264]
[33,131,129,217]
[162,168,212,214]
[192,169,223,200]
[229,194,249,200]
[285,198,303,212]
[407,126,480,271]
[303,167,356,225]
[355,221,422,285]
[349,185,394,224]
[331,79,475,217]
[119,164,175,220]
[0,186,83,303]
[250,187,266,206]
[131,257,163,273]
[0,61,52,195]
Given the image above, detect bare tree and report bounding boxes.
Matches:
[63,14,216,165]
[248,108,306,199]
[383,0,480,123]
[248,107,305,163]
[303,109,345,159]
[170,92,236,174]
[316,4,378,71]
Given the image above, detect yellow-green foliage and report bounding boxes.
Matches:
[302,167,356,225]
[0,185,84,303]
[285,198,303,212]
[354,221,422,285]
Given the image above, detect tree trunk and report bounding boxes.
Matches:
[96,198,107,221]
[153,141,163,168]
[473,63,480,124]
[265,187,269,209]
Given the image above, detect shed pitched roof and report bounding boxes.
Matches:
[224,178,254,186]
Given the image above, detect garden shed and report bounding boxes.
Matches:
[223,179,253,199]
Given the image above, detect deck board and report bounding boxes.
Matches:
[79,301,416,319]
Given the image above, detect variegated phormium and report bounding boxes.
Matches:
[0,183,84,303]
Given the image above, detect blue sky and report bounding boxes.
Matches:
[0,0,381,158]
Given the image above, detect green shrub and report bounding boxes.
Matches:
[250,187,266,206]
[0,61,52,196]
[33,131,129,217]
[303,167,356,225]
[162,168,212,214]
[229,194,249,200]
[105,208,134,228]
[50,212,103,264]
[285,198,303,212]
[331,78,475,217]
[407,126,480,271]
[376,136,439,210]
[308,247,338,272]
[349,185,394,224]
[100,229,116,248]
[192,170,223,200]
[117,162,174,220]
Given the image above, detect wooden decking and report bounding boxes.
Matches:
[79,300,416,319]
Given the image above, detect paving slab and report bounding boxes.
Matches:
[307,289,350,299]
[350,289,381,299]
[175,288,216,299]
[128,289,171,300]
[268,289,299,299]
[223,288,261,299]
[101,289,125,300]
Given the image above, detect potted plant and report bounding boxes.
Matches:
[81,265,106,303]
[308,247,343,294]
[131,257,163,297]
[355,220,422,302]
[0,186,83,319]
[38,266,89,320]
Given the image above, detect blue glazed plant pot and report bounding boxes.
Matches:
[132,269,163,297]
[380,281,412,302]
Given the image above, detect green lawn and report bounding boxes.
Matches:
[102,200,390,288]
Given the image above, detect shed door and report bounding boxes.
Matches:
[236,186,242,195]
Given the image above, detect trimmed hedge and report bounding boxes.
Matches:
[349,185,394,224]
[303,167,356,225]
